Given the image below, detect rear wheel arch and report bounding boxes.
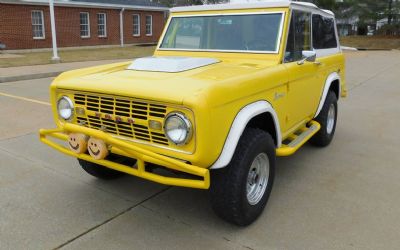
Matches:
[329,79,340,99]
[315,72,341,118]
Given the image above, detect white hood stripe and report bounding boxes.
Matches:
[127,56,220,73]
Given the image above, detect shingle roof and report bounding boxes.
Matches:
[0,0,168,10]
[70,0,167,8]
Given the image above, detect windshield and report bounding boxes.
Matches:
[160,13,283,53]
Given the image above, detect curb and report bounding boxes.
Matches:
[0,71,62,83]
[340,46,358,51]
[356,48,392,51]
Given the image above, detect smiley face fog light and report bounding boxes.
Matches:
[68,133,89,154]
[87,137,109,160]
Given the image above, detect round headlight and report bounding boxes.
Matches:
[164,113,192,145]
[57,96,74,120]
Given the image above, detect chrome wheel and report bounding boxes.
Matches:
[326,103,336,134]
[246,153,269,205]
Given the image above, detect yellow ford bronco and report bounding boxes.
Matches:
[40,0,346,226]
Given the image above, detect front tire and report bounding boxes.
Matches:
[310,91,338,147]
[209,128,276,226]
[78,155,134,180]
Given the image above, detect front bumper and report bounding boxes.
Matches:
[39,123,210,189]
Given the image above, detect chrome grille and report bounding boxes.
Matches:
[74,93,169,146]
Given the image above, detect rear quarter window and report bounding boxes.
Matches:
[312,14,337,49]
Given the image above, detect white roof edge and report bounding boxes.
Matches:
[322,9,335,16]
[0,0,169,11]
[171,1,321,13]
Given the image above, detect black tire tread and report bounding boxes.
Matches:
[78,158,124,180]
[210,128,275,226]
[310,91,338,147]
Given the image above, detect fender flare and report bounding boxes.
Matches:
[210,100,281,169]
[314,72,341,118]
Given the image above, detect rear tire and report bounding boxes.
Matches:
[310,91,338,147]
[209,128,276,226]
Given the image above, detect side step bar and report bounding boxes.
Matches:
[276,120,321,157]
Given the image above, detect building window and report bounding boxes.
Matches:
[133,14,140,36]
[146,15,152,36]
[80,12,90,38]
[31,10,45,39]
[97,13,107,37]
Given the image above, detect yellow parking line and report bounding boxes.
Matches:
[0,91,51,106]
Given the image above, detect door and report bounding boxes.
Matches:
[311,13,342,107]
[283,10,323,131]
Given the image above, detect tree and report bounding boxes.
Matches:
[157,0,227,7]
[157,0,203,8]
[388,0,394,24]
[311,0,338,11]
[386,0,400,24]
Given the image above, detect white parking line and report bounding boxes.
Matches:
[0,91,51,106]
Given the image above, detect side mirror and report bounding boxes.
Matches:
[297,50,316,65]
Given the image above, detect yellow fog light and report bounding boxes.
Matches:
[149,120,162,130]
[75,107,85,116]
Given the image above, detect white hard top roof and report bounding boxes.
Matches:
[171,0,334,16]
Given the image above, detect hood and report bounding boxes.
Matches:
[54,58,279,105]
[127,56,220,73]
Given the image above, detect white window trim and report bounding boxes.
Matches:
[157,12,285,54]
[32,10,45,40]
[133,14,141,37]
[146,15,152,36]
[80,12,91,38]
[97,13,107,38]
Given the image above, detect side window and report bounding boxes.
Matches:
[285,10,311,62]
[312,15,337,49]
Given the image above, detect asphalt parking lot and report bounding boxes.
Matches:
[1,50,400,250]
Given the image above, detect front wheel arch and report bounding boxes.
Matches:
[210,101,281,169]
[246,111,278,146]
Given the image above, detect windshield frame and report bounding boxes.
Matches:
[157,11,286,54]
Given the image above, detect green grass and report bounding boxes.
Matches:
[0,45,156,68]
[340,36,400,50]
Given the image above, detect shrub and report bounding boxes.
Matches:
[377,24,400,36]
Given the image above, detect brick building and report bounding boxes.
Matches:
[0,0,168,50]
